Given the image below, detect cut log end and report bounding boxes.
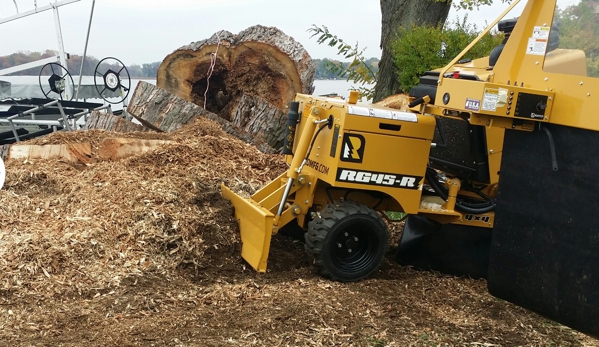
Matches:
[157,25,315,123]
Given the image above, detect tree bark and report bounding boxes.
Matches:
[157,25,314,119]
[83,111,148,133]
[232,94,287,150]
[374,0,452,102]
[128,81,276,153]
[127,81,202,132]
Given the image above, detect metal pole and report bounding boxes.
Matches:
[76,0,96,100]
[0,0,81,25]
[53,3,72,100]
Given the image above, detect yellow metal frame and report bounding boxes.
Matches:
[222,0,594,273]
[435,0,599,132]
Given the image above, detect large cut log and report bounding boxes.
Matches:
[157,25,315,150]
[6,143,92,164]
[83,111,148,133]
[98,138,173,161]
[128,81,275,153]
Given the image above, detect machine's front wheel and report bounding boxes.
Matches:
[305,201,388,282]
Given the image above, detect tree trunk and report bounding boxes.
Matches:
[83,111,148,133]
[157,25,314,120]
[128,81,276,153]
[374,0,452,102]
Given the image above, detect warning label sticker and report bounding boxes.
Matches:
[532,26,550,39]
[527,37,548,56]
[482,89,499,112]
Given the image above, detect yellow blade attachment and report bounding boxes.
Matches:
[221,183,275,272]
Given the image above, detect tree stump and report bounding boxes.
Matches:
[157,25,315,150]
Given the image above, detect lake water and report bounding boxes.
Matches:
[0,77,366,110]
[312,79,360,98]
[130,78,360,101]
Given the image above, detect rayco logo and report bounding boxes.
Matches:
[336,168,422,190]
[341,134,365,163]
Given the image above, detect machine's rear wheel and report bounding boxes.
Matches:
[305,201,388,282]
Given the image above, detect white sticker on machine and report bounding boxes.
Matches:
[347,106,418,123]
[527,37,548,55]
[532,26,550,39]
[482,88,499,111]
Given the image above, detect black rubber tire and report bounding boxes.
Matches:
[305,201,388,282]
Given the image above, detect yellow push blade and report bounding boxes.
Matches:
[221,183,275,272]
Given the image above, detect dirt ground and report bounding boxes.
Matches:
[0,117,597,347]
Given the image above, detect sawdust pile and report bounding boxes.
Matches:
[0,118,287,298]
[1,115,598,346]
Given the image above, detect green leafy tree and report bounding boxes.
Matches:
[391,18,503,91]
[439,0,511,10]
[310,16,502,98]
[555,1,599,77]
[311,0,513,101]
[375,0,513,101]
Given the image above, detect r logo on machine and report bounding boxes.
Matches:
[0,157,5,190]
[341,134,365,163]
[465,98,481,112]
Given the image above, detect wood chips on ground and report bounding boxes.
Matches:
[0,116,597,347]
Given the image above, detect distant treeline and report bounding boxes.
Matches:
[0,51,380,80]
[313,57,379,80]
[0,50,160,78]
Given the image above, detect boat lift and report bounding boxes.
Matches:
[0,1,131,143]
[0,0,87,99]
[0,97,108,143]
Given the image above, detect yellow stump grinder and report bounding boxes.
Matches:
[222,0,599,337]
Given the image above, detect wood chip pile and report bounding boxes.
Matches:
[0,112,597,346]
[0,117,286,299]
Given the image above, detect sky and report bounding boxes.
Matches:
[0,0,580,67]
